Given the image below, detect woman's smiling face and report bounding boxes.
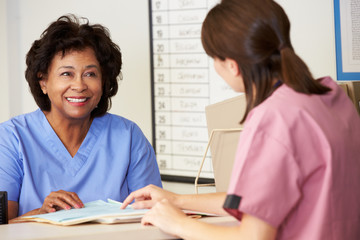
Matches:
[39,47,103,122]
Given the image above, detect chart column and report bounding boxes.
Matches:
[152,0,212,179]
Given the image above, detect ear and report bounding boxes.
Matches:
[225,58,241,77]
[38,73,48,95]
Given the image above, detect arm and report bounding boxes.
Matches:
[8,190,84,222]
[8,201,18,221]
[8,201,42,223]
[175,192,227,215]
[8,201,43,223]
[126,125,162,192]
[142,199,277,240]
[121,184,227,215]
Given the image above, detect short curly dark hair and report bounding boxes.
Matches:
[25,14,122,118]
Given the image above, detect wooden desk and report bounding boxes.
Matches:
[0,216,238,240]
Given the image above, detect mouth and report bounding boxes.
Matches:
[66,97,89,103]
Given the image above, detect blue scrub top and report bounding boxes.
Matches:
[0,109,162,216]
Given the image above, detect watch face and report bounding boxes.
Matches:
[0,191,8,224]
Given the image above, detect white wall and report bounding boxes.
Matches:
[0,0,9,123]
[0,0,153,140]
[0,0,336,145]
[277,0,336,79]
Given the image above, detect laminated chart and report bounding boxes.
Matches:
[150,0,239,181]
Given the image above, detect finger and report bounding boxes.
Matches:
[48,207,56,213]
[57,192,83,209]
[141,212,154,226]
[120,188,153,209]
[120,194,135,209]
[40,204,56,213]
[46,191,81,210]
[41,195,60,213]
[67,192,84,208]
[41,199,63,213]
[50,198,72,210]
[131,200,157,209]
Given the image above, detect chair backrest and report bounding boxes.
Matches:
[0,191,8,224]
[205,95,246,192]
[338,81,360,114]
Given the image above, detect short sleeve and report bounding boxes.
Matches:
[224,129,302,227]
[126,124,162,193]
[0,125,23,202]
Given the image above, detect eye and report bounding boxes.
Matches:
[60,72,72,77]
[84,72,97,77]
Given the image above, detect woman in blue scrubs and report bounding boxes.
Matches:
[0,14,162,221]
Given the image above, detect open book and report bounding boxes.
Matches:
[18,199,149,226]
[18,199,219,226]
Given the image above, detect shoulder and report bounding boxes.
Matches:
[101,113,138,127]
[95,113,151,151]
[95,113,144,135]
[243,76,352,148]
[243,84,323,144]
[0,110,41,154]
[246,78,339,126]
[245,86,302,130]
[0,110,40,134]
[317,76,357,111]
[318,76,338,89]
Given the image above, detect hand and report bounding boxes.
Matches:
[38,190,84,214]
[141,198,188,237]
[120,184,178,209]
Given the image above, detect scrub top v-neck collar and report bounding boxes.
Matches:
[37,109,104,176]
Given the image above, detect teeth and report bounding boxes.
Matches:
[66,97,87,103]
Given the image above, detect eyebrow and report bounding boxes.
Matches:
[57,65,100,71]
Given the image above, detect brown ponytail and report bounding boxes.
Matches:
[280,47,330,94]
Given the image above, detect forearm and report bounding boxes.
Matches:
[175,217,241,240]
[9,209,42,223]
[19,208,42,217]
[8,200,41,224]
[175,192,228,215]
[174,213,277,240]
[8,201,18,220]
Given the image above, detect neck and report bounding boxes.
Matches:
[43,111,92,157]
[272,79,282,89]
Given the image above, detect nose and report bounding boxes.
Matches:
[71,75,88,92]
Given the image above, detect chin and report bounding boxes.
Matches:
[232,87,245,93]
[67,113,92,121]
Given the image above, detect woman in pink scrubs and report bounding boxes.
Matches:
[121,0,360,239]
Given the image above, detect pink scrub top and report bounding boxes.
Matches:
[224,77,360,239]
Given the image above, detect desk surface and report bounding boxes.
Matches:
[0,216,238,240]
